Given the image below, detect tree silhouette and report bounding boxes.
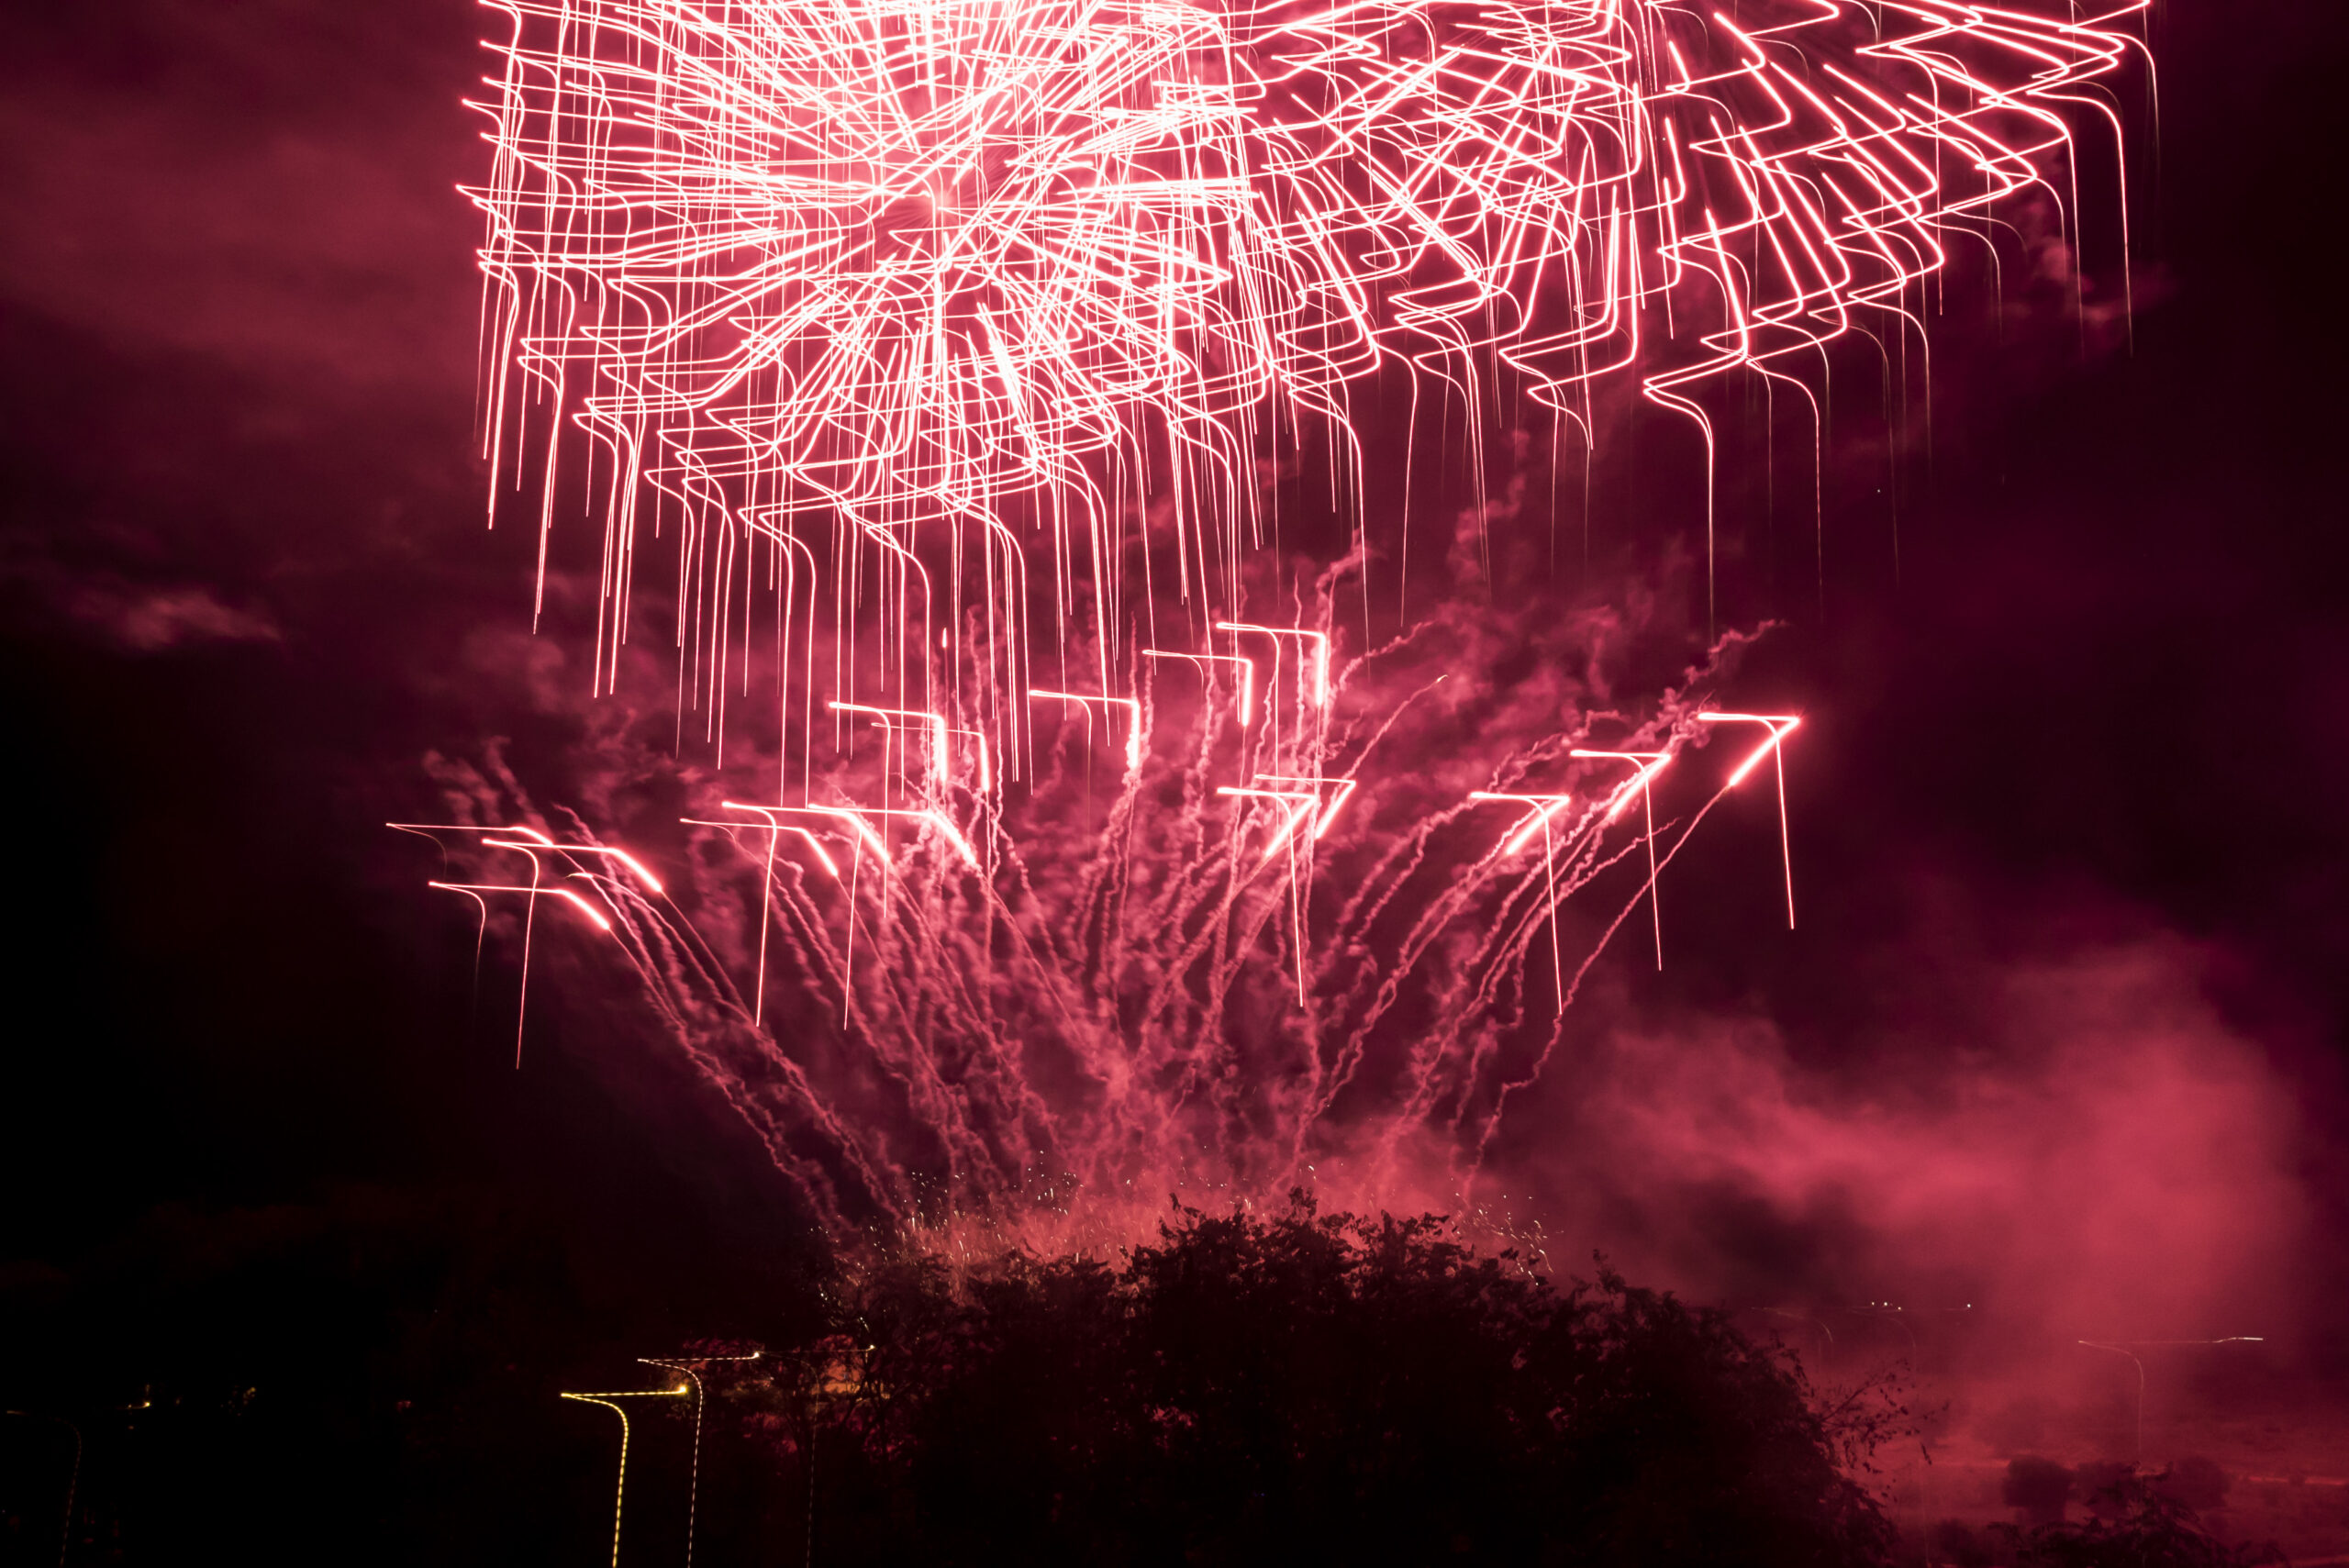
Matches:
[1993,1469,2284,1567]
[741,1195,1900,1566]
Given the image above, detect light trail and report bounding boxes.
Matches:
[1217,783,1326,868]
[429,882,613,933]
[1217,624,1332,711]
[830,702,993,795]
[1569,749,1669,968]
[471,0,2147,779]
[1028,689,1144,773]
[687,809,845,1023]
[561,1385,691,1568]
[1469,792,1578,859]
[427,0,2147,1237]
[428,870,616,1066]
[389,820,552,846]
[1697,713,1800,929]
[487,839,666,895]
[401,695,1809,1229]
[1252,774,1358,841]
[638,1352,761,1568]
[2,1411,78,1568]
[1468,790,1576,1012]
[1141,650,1257,728]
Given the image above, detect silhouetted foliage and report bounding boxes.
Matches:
[2157,1455,2231,1515]
[2074,1461,2135,1520]
[1992,1470,2284,1567]
[2003,1455,2076,1526]
[1924,1517,2002,1567]
[732,1195,1898,1566]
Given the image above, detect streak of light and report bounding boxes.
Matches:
[1216,623,1332,709]
[1468,791,1576,857]
[693,813,843,880]
[726,801,893,865]
[639,1353,762,1568]
[1141,650,1257,728]
[1252,773,1359,839]
[1570,748,1670,968]
[829,702,992,794]
[689,809,847,1024]
[1029,689,1144,772]
[2,1411,78,1568]
[429,882,613,931]
[486,839,665,895]
[1467,790,1575,1012]
[471,0,2146,784]
[561,1385,691,1568]
[1217,783,1323,866]
[1697,713,1800,929]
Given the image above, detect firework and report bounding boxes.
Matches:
[471,0,2145,758]
[425,0,2147,1237]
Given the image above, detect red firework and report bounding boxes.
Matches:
[409,0,2147,1236]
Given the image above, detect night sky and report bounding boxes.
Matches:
[2,1,2345,1560]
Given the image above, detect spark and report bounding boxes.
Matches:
[487,839,666,895]
[688,808,845,1023]
[427,871,616,1066]
[1217,783,1326,867]
[697,810,844,880]
[1253,774,1358,840]
[830,702,993,794]
[388,820,553,846]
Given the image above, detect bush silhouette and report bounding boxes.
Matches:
[1994,1472,2281,1566]
[740,1195,1900,1566]
[2157,1455,2231,1514]
[2004,1456,2076,1527]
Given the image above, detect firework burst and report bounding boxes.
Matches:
[429,0,2149,1238]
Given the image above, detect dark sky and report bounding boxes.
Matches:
[1,0,2345,1554]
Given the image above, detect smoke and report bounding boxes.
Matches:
[1491,889,2315,1353]
[389,0,2327,1379]
[406,539,1784,1240]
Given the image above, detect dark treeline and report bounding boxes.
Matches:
[2,1189,2274,1566]
[716,1195,1905,1567]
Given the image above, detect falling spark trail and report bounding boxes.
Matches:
[1698,712,1800,928]
[1570,749,1670,967]
[470,0,2145,785]
[419,0,2150,1239]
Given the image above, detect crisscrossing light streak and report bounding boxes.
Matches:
[471,0,2146,772]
